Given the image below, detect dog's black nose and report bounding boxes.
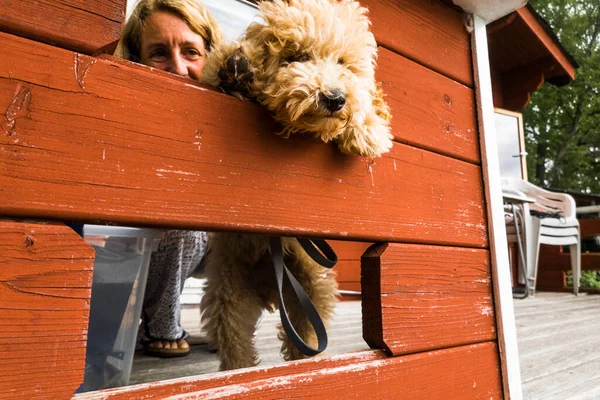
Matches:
[319,90,346,112]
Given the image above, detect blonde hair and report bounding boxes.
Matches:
[114,0,224,62]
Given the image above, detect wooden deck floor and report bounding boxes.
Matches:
[130,299,368,385]
[514,291,600,400]
[130,292,600,399]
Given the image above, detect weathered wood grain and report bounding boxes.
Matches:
[362,243,496,355]
[377,47,479,163]
[513,292,600,400]
[0,33,488,247]
[0,220,95,400]
[363,0,473,87]
[76,343,502,399]
[0,0,125,55]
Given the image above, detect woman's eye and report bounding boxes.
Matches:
[184,48,203,58]
[149,49,167,60]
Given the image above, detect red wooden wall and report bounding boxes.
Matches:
[0,0,507,399]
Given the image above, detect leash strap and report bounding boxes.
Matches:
[269,237,337,356]
[296,237,338,268]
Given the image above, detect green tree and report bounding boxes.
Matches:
[524,0,600,193]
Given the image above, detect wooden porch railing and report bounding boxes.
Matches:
[0,1,509,399]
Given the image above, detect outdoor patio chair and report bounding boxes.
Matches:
[501,177,581,296]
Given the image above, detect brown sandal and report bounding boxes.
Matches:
[143,338,190,358]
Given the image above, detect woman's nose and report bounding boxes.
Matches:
[167,55,189,77]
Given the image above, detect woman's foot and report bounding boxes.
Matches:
[144,338,190,358]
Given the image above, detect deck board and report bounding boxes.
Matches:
[514,292,600,399]
[130,301,367,385]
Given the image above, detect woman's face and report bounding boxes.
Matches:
[140,11,207,79]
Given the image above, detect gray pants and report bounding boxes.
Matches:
[138,230,208,342]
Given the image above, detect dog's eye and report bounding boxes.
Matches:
[285,52,310,64]
[337,58,345,65]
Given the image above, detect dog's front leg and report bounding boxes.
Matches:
[200,233,265,371]
[335,84,394,158]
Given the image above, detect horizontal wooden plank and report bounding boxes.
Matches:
[362,243,496,355]
[76,343,502,399]
[0,220,94,400]
[581,219,600,237]
[1,372,87,400]
[0,0,124,55]
[364,0,473,87]
[0,33,488,247]
[377,47,479,163]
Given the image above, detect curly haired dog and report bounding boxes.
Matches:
[197,0,392,371]
[202,0,393,158]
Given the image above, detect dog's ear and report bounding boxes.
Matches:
[371,82,392,124]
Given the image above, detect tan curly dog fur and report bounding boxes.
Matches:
[198,0,391,371]
[202,0,393,158]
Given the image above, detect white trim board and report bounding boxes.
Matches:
[471,14,524,400]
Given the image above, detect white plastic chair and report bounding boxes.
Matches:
[501,177,581,296]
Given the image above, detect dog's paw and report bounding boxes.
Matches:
[337,120,394,158]
[217,49,254,96]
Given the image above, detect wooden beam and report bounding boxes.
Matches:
[0,32,488,247]
[0,0,125,55]
[0,220,95,400]
[362,243,496,355]
[74,343,502,399]
[516,6,576,81]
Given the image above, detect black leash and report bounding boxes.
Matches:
[269,237,337,356]
[530,209,566,224]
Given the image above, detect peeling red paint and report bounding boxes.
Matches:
[1,84,31,137]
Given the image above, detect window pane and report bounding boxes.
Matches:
[495,112,524,179]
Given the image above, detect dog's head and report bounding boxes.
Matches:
[244,0,381,140]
